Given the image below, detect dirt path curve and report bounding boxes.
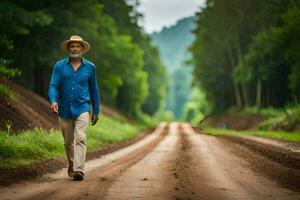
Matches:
[1,122,300,200]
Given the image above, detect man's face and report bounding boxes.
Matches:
[68,42,83,58]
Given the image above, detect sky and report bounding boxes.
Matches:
[138,0,206,33]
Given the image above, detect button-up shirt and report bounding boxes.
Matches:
[48,57,100,119]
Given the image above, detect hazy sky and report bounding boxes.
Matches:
[138,0,206,33]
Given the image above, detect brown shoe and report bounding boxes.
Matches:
[73,171,84,181]
[68,166,74,177]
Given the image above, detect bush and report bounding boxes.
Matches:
[259,105,300,131]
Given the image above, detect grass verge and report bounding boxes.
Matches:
[203,127,300,143]
[0,115,148,169]
[242,105,300,131]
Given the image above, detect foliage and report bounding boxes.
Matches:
[0,0,168,117]
[141,39,168,116]
[0,59,20,98]
[0,64,21,79]
[100,0,168,116]
[2,120,13,135]
[181,87,211,124]
[259,105,300,132]
[151,17,196,118]
[0,0,50,96]
[236,104,300,132]
[0,84,16,99]
[0,1,52,51]
[241,106,284,117]
[191,0,300,112]
[161,110,175,122]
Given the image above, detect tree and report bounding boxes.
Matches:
[100,0,168,116]
[191,0,299,112]
[0,0,162,117]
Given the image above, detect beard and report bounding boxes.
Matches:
[69,52,82,58]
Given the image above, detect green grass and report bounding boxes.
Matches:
[0,128,64,169]
[87,115,144,150]
[226,105,300,132]
[203,127,300,143]
[259,105,300,131]
[0,115,147,169]
[241,106,285,117]
[0,83,16,99]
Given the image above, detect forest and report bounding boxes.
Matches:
[0,0,168,119]
[191,0,300,112]
[1,0,300,123]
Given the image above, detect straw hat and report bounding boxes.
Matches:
[61,35,90,54]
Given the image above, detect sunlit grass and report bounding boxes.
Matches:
[0,115,147,169]
[87,115,143,150]
[0,128,63,169]
[203,127,300,143]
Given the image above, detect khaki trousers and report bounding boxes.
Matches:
[59,112,89,173]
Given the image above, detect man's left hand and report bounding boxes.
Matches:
[91,115,98,126]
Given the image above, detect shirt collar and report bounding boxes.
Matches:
[65,57,86,66]
[82,58,87,66]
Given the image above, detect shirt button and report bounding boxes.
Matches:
[72,87,74,90]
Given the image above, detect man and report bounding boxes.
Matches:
[48,35,100,181]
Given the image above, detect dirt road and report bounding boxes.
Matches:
[1,122,300,200]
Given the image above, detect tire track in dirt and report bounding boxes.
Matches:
[218,136,300,192]
[182,123,300,200]
[170,125,197,200]
[104,122,180,200]
[171,123,237,200]
[193,127,300,192]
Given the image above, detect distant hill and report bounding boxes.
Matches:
[151,16,196,73]
[151,16,196,118]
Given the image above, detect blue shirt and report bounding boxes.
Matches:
[48,57,100,119]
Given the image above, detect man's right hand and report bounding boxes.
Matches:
[50,102,59,113]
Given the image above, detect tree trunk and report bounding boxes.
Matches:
[227,46,242,109]
[233,83,242,109]
[241,83,249,106]
[235,31,250,107]
[256,78,262,108]
[266,84,271,106]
